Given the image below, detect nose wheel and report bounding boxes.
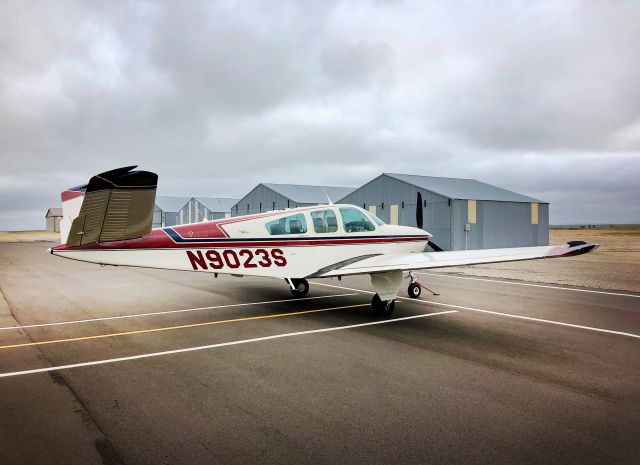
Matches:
[288,278,309,298]
[406,272,439,298]
[408,282,422,298]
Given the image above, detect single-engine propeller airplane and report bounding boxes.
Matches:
[51,166,599,316]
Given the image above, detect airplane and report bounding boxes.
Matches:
[50,166,599,316]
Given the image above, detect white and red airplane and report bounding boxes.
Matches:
[51,167,599,316]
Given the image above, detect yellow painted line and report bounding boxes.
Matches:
[0,309,454,379]
[0,303,371,350]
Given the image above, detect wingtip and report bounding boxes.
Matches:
[564,241,600,256]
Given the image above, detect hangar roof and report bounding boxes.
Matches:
[384,173,546,203]
[194,197,239,212]
[45,208,63,217]
[155,196,190,213]
[262,183,355,204]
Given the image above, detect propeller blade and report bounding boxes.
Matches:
[416,192,423,229]
[428,241,443,252]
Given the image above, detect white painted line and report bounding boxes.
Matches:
[314,282,640,340]
[418,272,640,298]
[313,282,375,294]
[0,310,457,378]
[411,300,640,340]
[0,293,357,332]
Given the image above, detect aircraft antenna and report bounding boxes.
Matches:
[321,188,334,205]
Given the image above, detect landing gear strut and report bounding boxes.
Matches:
[287,278,309,298]
[371,294,395,317]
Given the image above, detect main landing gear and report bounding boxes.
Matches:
[287,278,309,298]
[371,294,395,317]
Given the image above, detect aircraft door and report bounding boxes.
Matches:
[310,208,341,268]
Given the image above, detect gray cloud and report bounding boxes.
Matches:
[0,0,639,230]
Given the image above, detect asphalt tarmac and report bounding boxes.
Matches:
[0,242,639,465]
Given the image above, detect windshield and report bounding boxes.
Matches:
[365,210,385,226]
[339,207,376,233]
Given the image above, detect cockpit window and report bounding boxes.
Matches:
[339,207,375,233]
[311,209,339,233]
[265,213,308,235]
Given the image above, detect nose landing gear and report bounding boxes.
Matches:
[408,282,422,298]
[406,272,439,298]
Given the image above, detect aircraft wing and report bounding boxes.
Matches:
[307,242,598,278]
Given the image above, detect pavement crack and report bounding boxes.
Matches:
[0,281,126,465]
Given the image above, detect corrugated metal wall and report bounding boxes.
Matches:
[164,212,179,226]
[538,203,550,245]
[340,174,549,250]
[206,174,549,250]
[46,216,61,233]
[231,185,316,217]
[191,198,230,221]
[339,175,453,250]
[177,204,190,224]
[152,206,162,229]
[154,200,232,227]
[451,199,549,250]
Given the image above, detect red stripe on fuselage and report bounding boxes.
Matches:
[51,230,427,251]
[61,191,85,202]
[51,206,430,252]
[159,209,311,239]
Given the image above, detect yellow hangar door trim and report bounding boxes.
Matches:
[390,204,399,225]
[368,205,377,216]
[468,199,476,224]
[531,202,539,225]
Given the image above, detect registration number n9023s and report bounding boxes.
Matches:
[186,249,286,270]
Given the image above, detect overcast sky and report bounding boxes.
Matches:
[1,0,639,229]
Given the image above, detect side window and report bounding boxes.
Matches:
[265,213,308,235]
[339,207,375,233]
[311,209,339,233]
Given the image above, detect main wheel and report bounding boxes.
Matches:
[408,282,421,298]
[371,294,395,317]
[290,279,309,298]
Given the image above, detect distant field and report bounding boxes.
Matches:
[0,230,59,242]
[551,227,640,258]
[437,227,640,292]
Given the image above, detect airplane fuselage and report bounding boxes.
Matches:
[51,205,431,279]
[50,165,599,316]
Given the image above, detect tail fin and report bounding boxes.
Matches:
[61,166,158,246]
[60,184,87,244]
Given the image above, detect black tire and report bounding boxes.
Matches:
[408,282,422,299]
[371,294,395,317]
[290,279,309,298]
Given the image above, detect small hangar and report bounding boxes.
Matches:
[153,196,239,227]
[338,173,548,251]
[56,195,239,230]
[191,197,238,221]
[45,208,63,233]
[232,183,355,217]
[153,196,190,228]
